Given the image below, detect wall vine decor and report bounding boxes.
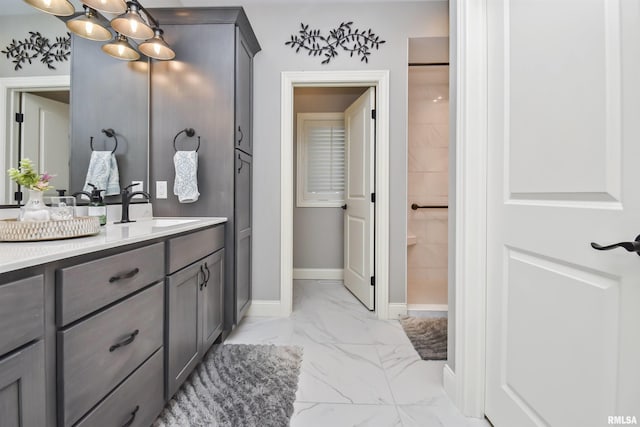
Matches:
[2,31,71,71]
[285,22,386,64]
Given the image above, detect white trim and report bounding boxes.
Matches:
[454,0,488,418]
[292,268,344,280]
[407,304,449,312]
[443,363,457,403]
[0,75,70,204]
[387,303,407,319]
[281,70,391,319]
[245,300,284,317]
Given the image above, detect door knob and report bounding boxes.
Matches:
[591,235,640,256]
[341,204,347,210]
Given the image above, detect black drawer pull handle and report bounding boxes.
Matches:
[203,262,211,287]
[199,265,205,290]
[121,405,139,427]
[109,329,139,352]
[238,126,244,144]
[109,268,140,283]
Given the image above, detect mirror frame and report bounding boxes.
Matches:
[0,75,71,208]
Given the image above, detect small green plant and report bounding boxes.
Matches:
[7,158,54,191]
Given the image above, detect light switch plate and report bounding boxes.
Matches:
[156,181,167,199]
[131,181,144,199]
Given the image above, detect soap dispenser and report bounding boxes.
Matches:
[86,183,107,226]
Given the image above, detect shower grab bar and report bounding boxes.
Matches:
[411,203,448,210]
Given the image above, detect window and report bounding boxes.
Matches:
[296,112,345,207]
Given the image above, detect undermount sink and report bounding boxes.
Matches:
[148,218,199,227]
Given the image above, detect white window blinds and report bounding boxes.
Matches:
[297,113,345,207]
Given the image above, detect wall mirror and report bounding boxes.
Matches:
[1,30,150,206]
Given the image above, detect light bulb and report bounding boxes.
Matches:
[85,21,93,35]
[44,0,51,6]
[154,43,161,55]
[118,44,125,55]
[131,20,138,33]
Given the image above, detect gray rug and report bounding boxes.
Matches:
[154,344,303,427]
[400,316,447,360]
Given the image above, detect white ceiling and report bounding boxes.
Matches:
[4,0,443,16]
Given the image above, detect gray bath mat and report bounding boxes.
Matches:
[154,344,303,427]
[400,316,447,360]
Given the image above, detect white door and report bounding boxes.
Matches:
[21,92,70,192]
[343,87,375,310]
[486,1,640,427]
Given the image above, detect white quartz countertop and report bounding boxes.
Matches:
[0,217,227,274]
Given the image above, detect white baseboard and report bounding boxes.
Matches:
[443,363,456,405]
[387,303,407,319]
[245,300,284,317]
[292,268,344,280]
[407,304,449,312]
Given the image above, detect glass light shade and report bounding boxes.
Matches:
[111,3,154,41]
[66,7,112,41]
[138,29,175,60]
[101,34,140,61]
[23,0,74,16]
[79,0,126,14]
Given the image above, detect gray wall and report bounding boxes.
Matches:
[0,14,70,77]
[244,1,449,302]
[293,87,366,269]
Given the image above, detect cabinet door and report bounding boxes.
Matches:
[235,27,253,154]
[235,152,252,322]
[166,261,204,399]
[0,340,45,427]
[201,250,224,351]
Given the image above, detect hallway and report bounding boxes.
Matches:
[226,280,488,426]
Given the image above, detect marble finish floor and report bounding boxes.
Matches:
[226,280,489,427]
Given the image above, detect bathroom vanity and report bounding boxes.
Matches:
[0,217,226,427]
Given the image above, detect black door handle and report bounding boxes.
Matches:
[203,262,211,287]
[199,265,206,290]
[238,126,244,144]
[341,204,347,210]
[121,405,139,427]
[591,235,640,256]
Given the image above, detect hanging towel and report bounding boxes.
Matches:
[174,150,200,203]
[83,151,121,196]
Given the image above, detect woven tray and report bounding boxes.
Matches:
[0,216,101,242]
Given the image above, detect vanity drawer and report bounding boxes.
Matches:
[57,242,164,326]
[167,225,224,274]
[75,348,164,427]
[58,283,163,427]
[0,275,43,356]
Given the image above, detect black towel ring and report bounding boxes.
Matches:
[90,128,118,153]
[173,128,200,152]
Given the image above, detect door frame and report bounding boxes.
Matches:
[445,0,489,419]
[0,75,71,204]
[280,70,390,319]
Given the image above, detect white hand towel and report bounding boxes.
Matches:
[83,151,121,196]
[173,151,200,203]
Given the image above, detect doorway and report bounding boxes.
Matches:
[0,76,70,205]
[292,86,374,309]
[280,70,390,318]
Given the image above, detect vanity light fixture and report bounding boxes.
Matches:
[22,0,75,16]
[24,0,175,61]
[111,1,154,41]
[101,33,140,61]
[79,0,126,15]
[66,6,112,42]
[138,28,175,60]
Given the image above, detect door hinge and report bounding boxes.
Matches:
[371,109,376,120]
[371,192,376,203]
[15,113,24,123]
[370,276,375,287]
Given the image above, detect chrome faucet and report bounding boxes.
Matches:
[116,183,150,224]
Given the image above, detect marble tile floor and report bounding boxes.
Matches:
[226,279,490,427]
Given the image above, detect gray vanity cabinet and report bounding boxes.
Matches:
[166,226,225,399]
[0,340,46,427]
[150,7,260,335]
[0,274,45,427]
